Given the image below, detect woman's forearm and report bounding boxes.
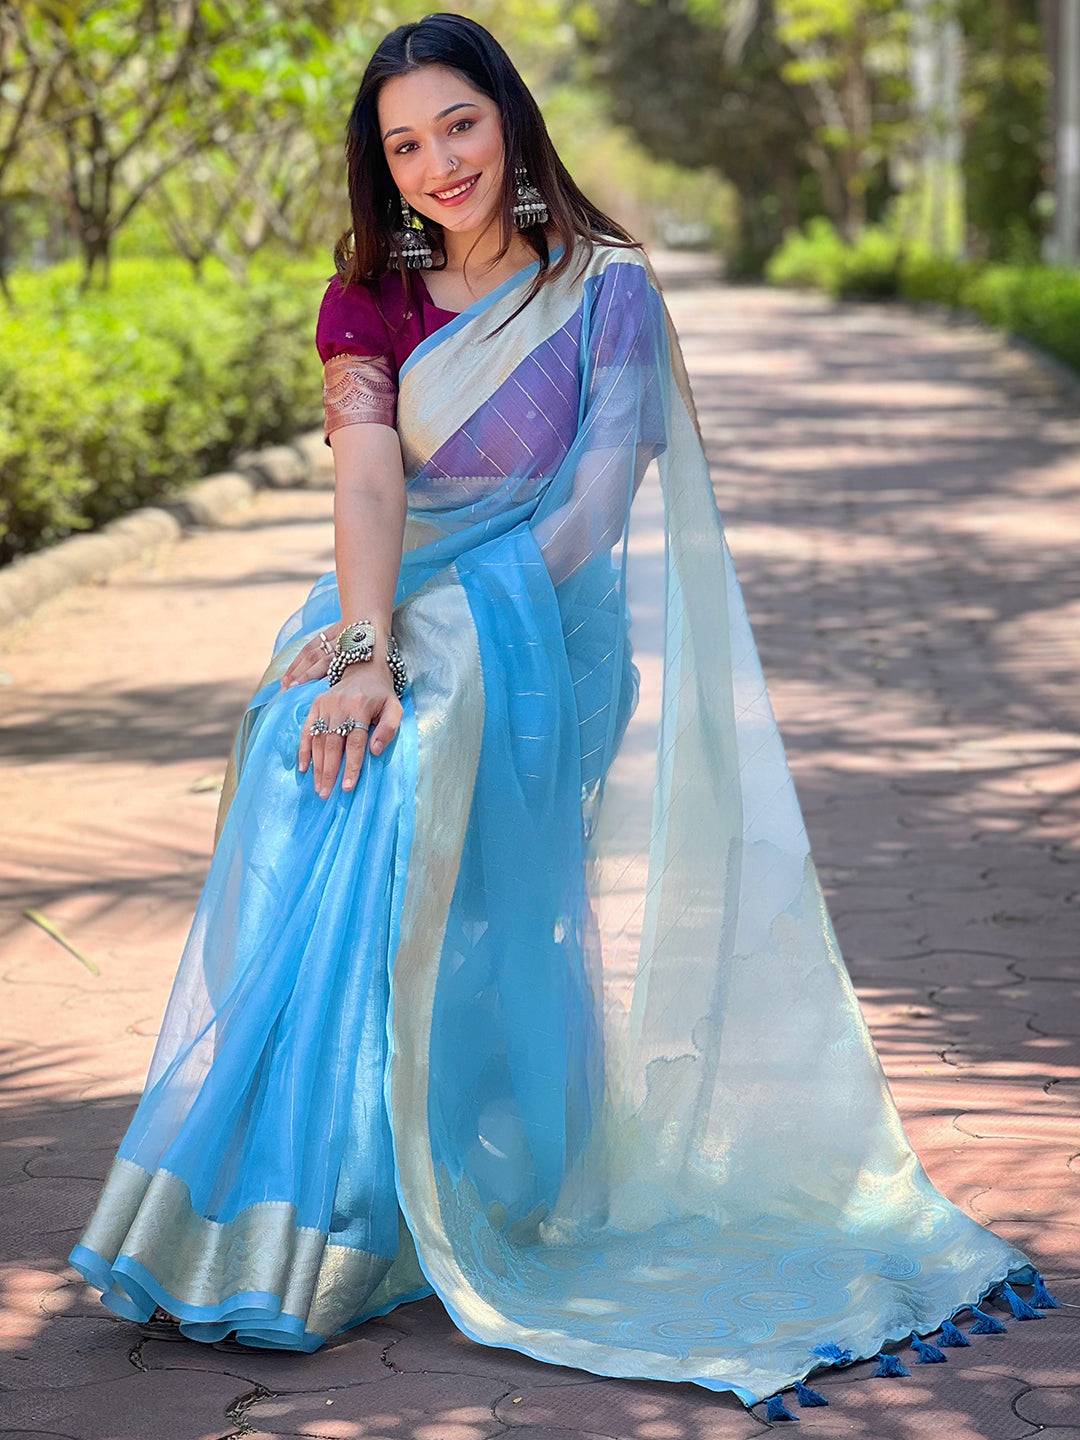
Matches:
[329,424,407,650]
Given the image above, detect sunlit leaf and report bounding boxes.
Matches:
[22,907,101,976]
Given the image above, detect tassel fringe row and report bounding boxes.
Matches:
[910,1332,947,1363]
[995,1281,1042,1320]
[969,1306,1008,1334]
[873,1351,910,1377]
[757,1273,1060,1421]
[1032,1272,1061,1309]
[765,1394,798,1421]
[938,1319,970,1347]
[793,1379,828,1407]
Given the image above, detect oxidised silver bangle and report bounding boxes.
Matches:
[326,618,408,698]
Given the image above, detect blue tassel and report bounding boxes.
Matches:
[938,1319,970,1347]
[969,1306,1007,1335]
[793,1379,828,1407]
[873,1351,910,1377]
[811,1340,854,1366]
[764,1394,798,1421]
[910,1333,947,1363]
[1032,1272,1061,1309]
[997,1282,1042,1321]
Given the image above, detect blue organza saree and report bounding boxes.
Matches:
[68,237,1056,1412]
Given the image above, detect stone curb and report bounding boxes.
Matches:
[0,429,333,632]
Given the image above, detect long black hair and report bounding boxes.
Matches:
[332,12,643,334]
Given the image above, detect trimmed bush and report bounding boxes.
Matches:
[764,217,851,294]
[898,250,981,307]
[963,264,1080,371]
[0,256,329,564]
[765,218,902,298]
[834,228,903,299]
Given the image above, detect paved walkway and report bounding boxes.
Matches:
[1,253,1078,1439]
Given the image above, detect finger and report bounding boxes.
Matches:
[341,724,370,791]
[310,729,328,791]
[285,656,326,690]
[317,733,345,798]
[307,728,325,782]
[281,641,318,689]
[298,707,319,772]
[369,702,402,757]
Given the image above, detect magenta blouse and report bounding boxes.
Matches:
[315,270,459,444]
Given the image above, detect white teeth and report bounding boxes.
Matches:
[433,175,478,199]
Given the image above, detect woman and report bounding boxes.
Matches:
[67,12,1058,1419]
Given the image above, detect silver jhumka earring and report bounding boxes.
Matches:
[388,192,434,269]
[512,164,548,228]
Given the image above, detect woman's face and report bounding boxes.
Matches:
[378,65,505,238]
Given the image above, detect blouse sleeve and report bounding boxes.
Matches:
[315,277,398,445]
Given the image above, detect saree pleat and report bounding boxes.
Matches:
[69,236,1047,1405]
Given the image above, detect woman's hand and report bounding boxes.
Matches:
[298,662,403,798]
[280,621,348,690]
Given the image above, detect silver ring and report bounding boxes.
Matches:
[332,717,370,737]
[309,717,330,735]
[317,629,334,657]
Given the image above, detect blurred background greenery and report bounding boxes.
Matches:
[1,0,1077,562]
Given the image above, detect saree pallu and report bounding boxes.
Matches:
[68,238,1051,1410]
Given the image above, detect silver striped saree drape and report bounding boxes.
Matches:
[68,237,1054,1413]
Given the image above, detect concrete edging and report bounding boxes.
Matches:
[0,431,332,632]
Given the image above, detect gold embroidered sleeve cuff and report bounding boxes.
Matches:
[322,352,398,444]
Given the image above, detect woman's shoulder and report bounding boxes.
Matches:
[315,271,397,363]
[568,237,659,318]
[568,235,656,290]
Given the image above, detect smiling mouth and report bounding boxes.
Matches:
[429,173,481,201]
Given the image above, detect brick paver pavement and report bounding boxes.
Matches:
[1,253,1077,1439]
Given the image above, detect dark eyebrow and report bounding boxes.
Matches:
[381,101,479,143]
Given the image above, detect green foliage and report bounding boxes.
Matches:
[603,0,811,271]
[837,226,903,298]
[767,219,1080,374]
[765,216,902,297]
[905,253,1080,371]
[897,248,977,305]
[0,255,327,563]
[609,0,1053,282]
[961,265,1080,371]
[543,84,735,250]
[958,0,1050,262]
[765,217,852,291]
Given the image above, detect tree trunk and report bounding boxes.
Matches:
[1047,0,1080,262]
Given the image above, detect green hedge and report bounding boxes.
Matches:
[0,256,329,565]
[765,218,1080,375]
[765,217,903,300]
